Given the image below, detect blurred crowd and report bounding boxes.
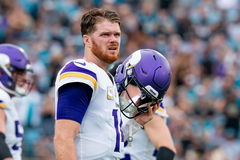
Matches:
[1,0,240,159]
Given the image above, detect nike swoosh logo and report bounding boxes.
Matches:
[75,61,86,66]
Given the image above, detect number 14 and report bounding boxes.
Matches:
[112,109,124,153]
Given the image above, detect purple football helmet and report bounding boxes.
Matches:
[0,44,33,97]
[115,49,171,118]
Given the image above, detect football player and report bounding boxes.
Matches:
[114,49,176,160]
[0,44,33,160]
[54,8,156,160]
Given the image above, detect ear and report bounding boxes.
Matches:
[83,35,92,48]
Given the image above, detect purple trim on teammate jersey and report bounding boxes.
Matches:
[57,82,93,124]
[153,149,158,156]
[120,154,131,160]
[14,121,23,137]
[160,102,164,109]
[12,144,20,150]
[60,62,97,80]
[124,141,128,147]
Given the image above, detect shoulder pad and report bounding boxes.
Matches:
[0,90,10,109]
[155,102,168,118]
[57,60,98,90]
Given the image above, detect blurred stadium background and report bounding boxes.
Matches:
[1,0,240,159]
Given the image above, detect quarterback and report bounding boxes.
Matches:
[0,44,33,160]
[54,8,155,160]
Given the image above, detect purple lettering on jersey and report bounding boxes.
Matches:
[12,144,20,150]
[60,62,97,80]
[15,121,23,137]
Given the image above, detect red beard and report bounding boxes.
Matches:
[91,40,119,64]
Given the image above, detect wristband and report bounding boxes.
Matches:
[0,132,12,160]
[156,146,175,160]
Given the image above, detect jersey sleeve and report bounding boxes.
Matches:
[0,90,11,109]
[56,82,93,124]
[56,61,97,91]
[155,102,168,118]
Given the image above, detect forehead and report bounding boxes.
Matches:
[94,19,121,33]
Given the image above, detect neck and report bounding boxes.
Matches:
[83,48,109,72]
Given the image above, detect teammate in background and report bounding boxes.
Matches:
[0,44,34,160]
[54,8,156,160]
[112,49,176,160]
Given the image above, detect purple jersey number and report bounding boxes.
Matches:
[12,120,23,150]
[112,109,124,152]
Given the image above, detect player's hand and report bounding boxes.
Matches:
[134,103,158,126]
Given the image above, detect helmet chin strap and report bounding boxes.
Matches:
[137,102,152,109]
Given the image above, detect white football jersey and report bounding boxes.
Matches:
[0,88,23,160]
[121,104,168,160]
[55,59,124,160]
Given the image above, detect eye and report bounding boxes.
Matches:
[114,33,121,37]
[101,33,110,37]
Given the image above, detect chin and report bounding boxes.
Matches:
[105,51,119,61]
[107,49,118,55]
[92,48,119,63]
[105,56,118,64]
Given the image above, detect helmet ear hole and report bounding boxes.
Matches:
[141,67,147,75]
[153,55,157,60]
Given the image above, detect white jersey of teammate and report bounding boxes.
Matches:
[55,59,124,160]
[0,88,24,160]
[121,104,168,160]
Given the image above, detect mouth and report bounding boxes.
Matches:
[108,45,118,51]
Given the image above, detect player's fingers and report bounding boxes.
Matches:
[147,104,153,115]
[146,104,154,122]
[152,103,159,112]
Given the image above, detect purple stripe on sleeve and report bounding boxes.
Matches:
[60,62,97,80]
